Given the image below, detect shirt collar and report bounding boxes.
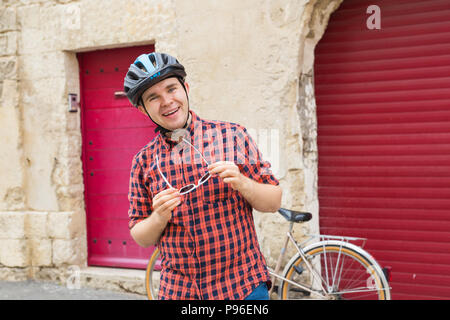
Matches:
[157,110,200,151]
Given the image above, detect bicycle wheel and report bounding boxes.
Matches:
[145,247,161,300]
[279,240,390,300]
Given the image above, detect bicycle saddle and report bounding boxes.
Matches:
[278,208,312,223]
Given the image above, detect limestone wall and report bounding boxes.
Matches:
[0,0,342,281]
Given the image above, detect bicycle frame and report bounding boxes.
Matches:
[267,221,368,299]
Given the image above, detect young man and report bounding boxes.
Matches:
[124,52,282,300]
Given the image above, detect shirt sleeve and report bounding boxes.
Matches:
[234,125,279,186]
[128,156,152,229]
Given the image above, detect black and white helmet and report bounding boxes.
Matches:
[124,52,186,107]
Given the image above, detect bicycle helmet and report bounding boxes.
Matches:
[124,52,189,134]
[124,52,186,107]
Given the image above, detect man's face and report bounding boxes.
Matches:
[139,77,190,131]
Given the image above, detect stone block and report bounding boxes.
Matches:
[30,266,65,283]
[0,56,18,80]
[55,185,85,213]
[29,238,52,266]
[18,28,43,54]
[0,186,25,212]
[80,267,146,295]
[0,7,17,32]
[18,51,65,81]
[16,4,39,31]
[52,158,84,187]
[0,212,26,239]
[0,79,19,109]
[47,212,72,239]
[0,239,29,267]
[0,267,30,281]
[20,129,60,211]
[25,211,48,239]
[0,31,18,56]
[47,211,83,240]
[52,237,85,266]
[62,133,82,159]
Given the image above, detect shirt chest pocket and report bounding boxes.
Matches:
[202,175,237,203]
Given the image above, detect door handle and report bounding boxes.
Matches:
[114,91,126,98]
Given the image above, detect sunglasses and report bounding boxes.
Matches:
[155,138,211,195]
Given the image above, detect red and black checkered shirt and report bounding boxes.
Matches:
[128,111,279,300]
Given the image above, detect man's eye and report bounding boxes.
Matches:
[168,87,176,93]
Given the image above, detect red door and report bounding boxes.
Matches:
[78,45,157,269]
[315,1,450,299]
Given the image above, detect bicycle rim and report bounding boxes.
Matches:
[145,248,161,300]
[280,244,389,300]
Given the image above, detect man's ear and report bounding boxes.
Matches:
[183,81,190,95]
[137,104,147,115]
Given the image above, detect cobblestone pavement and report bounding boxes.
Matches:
[0,280,146,300]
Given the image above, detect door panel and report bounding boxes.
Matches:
[78,44,157,269]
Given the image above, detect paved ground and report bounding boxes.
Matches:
[0,280,146,300]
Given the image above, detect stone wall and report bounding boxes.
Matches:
[0,0,180,281]
[0,0,342,282]
[0,211,85,280]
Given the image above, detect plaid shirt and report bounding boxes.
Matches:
[128,111,279,300]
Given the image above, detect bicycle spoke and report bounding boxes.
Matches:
[281,243,388,300]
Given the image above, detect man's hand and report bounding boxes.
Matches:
[152,188,182,223]
[130,187,181,248]
[208,161,246,191]
[207,161,282,213]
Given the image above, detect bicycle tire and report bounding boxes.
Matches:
[145,247,161,300]
[279,240,391,300]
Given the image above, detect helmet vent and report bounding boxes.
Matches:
[149,54,157,68]
[134,61,146,72]
[128,71,139,81]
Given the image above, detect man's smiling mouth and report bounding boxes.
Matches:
[162,107,180,117]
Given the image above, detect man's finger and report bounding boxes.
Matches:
[159,197,182,212]
[208,161,235,170]
[223,177,238,184]
[153,191,181,210]
[154,188,178,200]
[209,163,237,174]
[219,169,238,179]
[154,197,181,215]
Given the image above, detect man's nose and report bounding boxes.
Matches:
[160,93,172,107]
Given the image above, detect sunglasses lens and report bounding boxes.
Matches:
[199,172,211,184]
[179,184,195,195]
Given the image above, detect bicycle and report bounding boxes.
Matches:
[145,208,391,300]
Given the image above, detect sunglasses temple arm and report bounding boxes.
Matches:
[161,172,173,189]
[183,138,210,166]
[156,156,174,189]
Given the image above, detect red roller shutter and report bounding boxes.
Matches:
[78,45,157,269]
[315,0,450,299]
